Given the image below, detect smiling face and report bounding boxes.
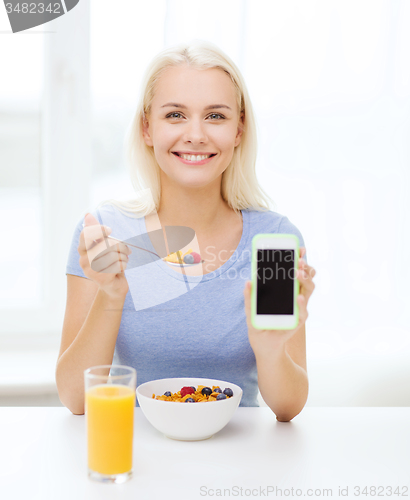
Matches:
[142,65,244,190]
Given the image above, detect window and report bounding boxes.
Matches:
[0,2,92,338]
[0,17,43,308]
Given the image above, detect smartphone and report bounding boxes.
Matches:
[251,234,300,330]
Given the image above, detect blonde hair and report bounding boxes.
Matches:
[97,39,275,218]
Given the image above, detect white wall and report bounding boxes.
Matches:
[1,0,409,407]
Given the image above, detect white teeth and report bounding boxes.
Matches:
[179,154,212,161]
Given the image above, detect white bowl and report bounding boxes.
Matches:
[136,377,243,441]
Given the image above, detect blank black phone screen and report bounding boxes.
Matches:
[256,249,295,315]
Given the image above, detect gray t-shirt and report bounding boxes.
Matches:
[66,204,306,407]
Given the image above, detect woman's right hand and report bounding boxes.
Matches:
[78,213,131,299]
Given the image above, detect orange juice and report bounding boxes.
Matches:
[86,384,135,475]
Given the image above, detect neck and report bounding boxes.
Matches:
[156,177,235,235]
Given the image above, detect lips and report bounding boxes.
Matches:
[172,152,217,157]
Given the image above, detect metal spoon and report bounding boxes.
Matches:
[105,235,204,266]
[82,223,204,265]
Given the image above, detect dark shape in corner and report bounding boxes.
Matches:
[5,0,81,33]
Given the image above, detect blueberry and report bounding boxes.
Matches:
[213,388,222,393]
[223,388,233,397]
[163,391,172,397]
[190,386,196,391]
[201,387,212,396]
[185,397,195,403]
[183,254,195,264]
[216,393,227,400]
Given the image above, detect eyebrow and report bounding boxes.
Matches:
[160,103,232,111]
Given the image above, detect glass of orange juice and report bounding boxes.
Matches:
[84,365,137,484]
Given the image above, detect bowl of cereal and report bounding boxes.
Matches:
[136,377,243,441]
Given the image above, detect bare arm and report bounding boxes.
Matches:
[255,324,309,422]
[55,275,126,415]
[56,213,131,415]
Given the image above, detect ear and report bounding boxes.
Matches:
[234,111,244,147]
[142,112,153,147]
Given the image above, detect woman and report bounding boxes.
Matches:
[56,40,316,420]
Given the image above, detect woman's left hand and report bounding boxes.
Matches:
[243,247,316,356]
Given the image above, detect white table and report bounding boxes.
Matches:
[1,407,409,500]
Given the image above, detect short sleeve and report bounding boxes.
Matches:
[66,216,89,279]
[278,215,308,264]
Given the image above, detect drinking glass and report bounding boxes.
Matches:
[84,365,137,484]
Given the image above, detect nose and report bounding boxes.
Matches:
[183,118,207,144]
